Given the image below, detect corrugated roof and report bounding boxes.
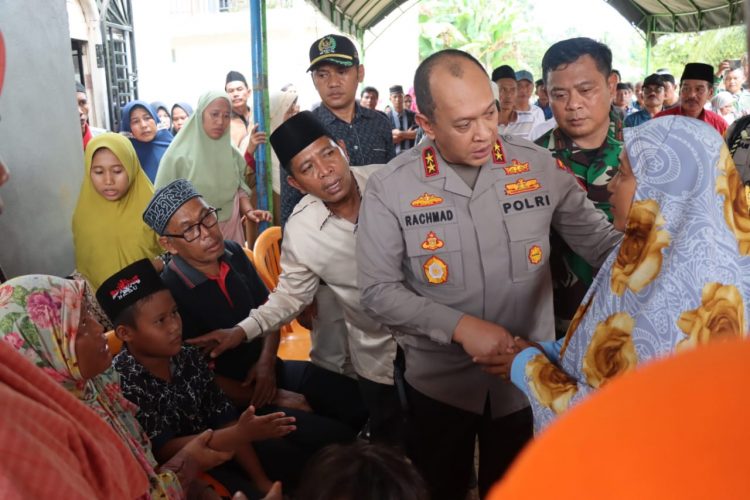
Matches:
[605,0,744,34]
[307,0,745,41]
[306,0,409,39]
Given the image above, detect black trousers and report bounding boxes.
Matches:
[358,376,405,447]
[253,405,355,491]
[405,383,533,500]
[280,359,369,433]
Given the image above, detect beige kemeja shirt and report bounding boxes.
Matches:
[239,165,396,385]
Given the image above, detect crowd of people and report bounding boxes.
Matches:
[1,26,750,500]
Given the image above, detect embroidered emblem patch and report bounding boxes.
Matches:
[318,36,336,54]
[411,193,444,208]
[503,159,530,175]
[504,178,541,196]
[110,275,141,300]
[423,147,439,177]
[493,140,505,164]
[423,256,448,284]
[528,245,543,265]
[421,231,445,251]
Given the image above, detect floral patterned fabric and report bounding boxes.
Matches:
[511,116,750,432]
[0,275,183,499]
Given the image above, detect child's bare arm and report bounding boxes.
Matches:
[155,406,295,462]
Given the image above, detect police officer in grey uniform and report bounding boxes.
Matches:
[356,49,622,500]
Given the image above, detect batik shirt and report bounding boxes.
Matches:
[535,110,623,328]
[114,346,237,451]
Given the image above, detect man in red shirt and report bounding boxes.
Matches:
[656,63,727,136]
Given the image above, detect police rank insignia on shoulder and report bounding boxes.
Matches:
[492,140,505,164]
[421,231,444,251]
[503,159,530,175]
[504,178,541,196]
[528,245,543,265]
[423,147,439,177]
[411,193,444,208]
[423,256,448,284]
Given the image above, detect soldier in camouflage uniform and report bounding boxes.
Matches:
[534,38,623,337]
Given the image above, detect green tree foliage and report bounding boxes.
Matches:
[418,0,747,83]
[418,0,536,71]
[650,26,746,76]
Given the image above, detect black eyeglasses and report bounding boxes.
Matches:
[163,208,221,242]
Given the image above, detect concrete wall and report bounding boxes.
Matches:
[0,0,83,277]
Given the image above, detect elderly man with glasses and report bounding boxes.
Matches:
[655,62,728,136]
[142,179,363,447]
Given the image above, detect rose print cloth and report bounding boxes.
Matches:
[0,275,183,499]
[511,116,750,432]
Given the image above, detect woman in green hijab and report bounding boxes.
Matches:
[155,90,271,244]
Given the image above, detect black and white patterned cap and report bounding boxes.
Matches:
[143,179,201,235]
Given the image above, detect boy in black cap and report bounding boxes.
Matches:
[388,85,417,153]
[655,62,727,135]
[97,259,297,495]
[281,34,395,226]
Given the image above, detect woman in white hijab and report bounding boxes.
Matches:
[712,91,738,125]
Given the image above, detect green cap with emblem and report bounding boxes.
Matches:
[307,34,359,72]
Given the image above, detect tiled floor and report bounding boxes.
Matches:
[277,324,311,361]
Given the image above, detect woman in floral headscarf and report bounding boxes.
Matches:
[485,116,750,432]
[0,275,227,498]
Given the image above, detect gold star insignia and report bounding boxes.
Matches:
[425,153,436,173]
[494,143,504,161]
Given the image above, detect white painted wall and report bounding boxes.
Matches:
[67,0,109,128]
[0,0,84,277]
[360,1,420,111]
[131,0,419,114]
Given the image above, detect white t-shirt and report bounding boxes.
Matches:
[530,117,557,142]
[498,105,545,140]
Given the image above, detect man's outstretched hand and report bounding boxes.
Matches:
[186,326,245,358]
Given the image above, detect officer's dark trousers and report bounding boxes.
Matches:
[405,382,533,500]
[281,359,368,433]
[358,376,405,447]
